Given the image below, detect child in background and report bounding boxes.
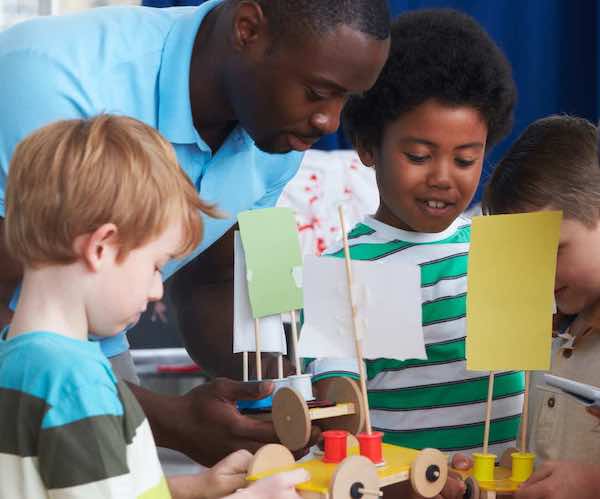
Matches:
[307,9,518,498]
[483,115,600,499]
[0,115,307,499]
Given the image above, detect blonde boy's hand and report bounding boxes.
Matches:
[514,461,600,499]
[203,450,254,499]
[233,468,310,499]
[167,449,253,499]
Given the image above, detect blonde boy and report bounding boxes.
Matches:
[0,115,307,499]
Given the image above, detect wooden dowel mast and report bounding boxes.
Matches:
[338,205,372,435]
[483,371,495,454]
[255,318,262,381]
[290,309,302,376]
[520,371,531,452]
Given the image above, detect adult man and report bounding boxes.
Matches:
[0,0,390,465]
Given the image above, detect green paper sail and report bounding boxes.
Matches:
[237,207,303,318]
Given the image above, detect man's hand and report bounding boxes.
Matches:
[514,461,600,499]
[131,378,319,466]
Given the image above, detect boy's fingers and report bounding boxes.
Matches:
[450,452,473,470]
[270,468,311,488]
[216,449,253,474]
[213,378,274,401]
[514,479,550,499]
[521,462,555,487]
[586,405,600,419]
[440,474,466,498]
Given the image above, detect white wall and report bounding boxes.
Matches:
[1,0,139,29]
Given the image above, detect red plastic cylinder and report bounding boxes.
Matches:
[357,431,384,464]
[322,430,348,463]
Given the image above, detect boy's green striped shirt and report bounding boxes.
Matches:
[307,216,523,454]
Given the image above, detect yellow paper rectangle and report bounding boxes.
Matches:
[466,211,561,371]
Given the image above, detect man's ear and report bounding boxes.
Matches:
[231,1,268,52]
[355,139,377,169]
[74,223,119,272]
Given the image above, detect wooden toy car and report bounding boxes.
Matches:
[247,441,448,499]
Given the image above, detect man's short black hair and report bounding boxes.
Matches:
[343,9,516,150]
[255,0,390,42]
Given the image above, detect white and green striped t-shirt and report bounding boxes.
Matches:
[307,215,524,455]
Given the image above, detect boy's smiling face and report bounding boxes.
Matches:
[554,217,600,315]
[358,99,487,232]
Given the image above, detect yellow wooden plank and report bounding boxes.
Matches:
[248,443,416,493]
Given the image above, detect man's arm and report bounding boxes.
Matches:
[127,377,295,466]
[169,225,294,379]
[0,218,23,327]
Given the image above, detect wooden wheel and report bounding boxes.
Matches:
[272,387,311,451]
[410,448,448,498]
[247,444,296,476]
[330,455,379,499]
[499,447,519,469]
[464,476,480,499]
[319,377,365,435]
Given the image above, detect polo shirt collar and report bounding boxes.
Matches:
[158,0,222,150]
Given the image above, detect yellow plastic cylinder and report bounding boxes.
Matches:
[511,452,535,483]
[472,453,496,482]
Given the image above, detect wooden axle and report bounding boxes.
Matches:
[272,377,365,451]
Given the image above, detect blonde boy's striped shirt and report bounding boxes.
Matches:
[307,215,524,454]
[0,332,170,499]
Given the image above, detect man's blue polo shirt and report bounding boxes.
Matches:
[0,0,303,357]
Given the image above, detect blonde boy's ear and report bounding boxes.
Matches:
[74,223,119,272]
[355,139,377,168]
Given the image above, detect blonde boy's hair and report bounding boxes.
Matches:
[5,115,218,266]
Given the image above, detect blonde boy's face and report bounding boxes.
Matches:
[361,98,487,233]
[88,222,184,336]
[554,217,600,315]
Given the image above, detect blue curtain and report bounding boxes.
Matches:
[144,0,599,202]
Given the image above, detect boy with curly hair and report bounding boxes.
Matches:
[307,9,518,497]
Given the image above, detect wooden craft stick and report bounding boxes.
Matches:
[277,353,284,379]
[358,488,383,497]
[520,371,531,452]
[290,309,302,376]
[255,318,262,381]
[338,205,373,435]
[243,351,248,382]
[483,371,495,454]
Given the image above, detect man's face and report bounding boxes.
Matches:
[553,217,600,315]
[229,25,389,153]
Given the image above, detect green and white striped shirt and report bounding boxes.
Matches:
[307,215,524,454]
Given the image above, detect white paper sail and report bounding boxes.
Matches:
[234,232,287,354]
[299,255,425,360]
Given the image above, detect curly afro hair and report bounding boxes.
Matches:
[342,9,516,150]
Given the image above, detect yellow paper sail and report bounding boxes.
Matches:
[466,211,561,371]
